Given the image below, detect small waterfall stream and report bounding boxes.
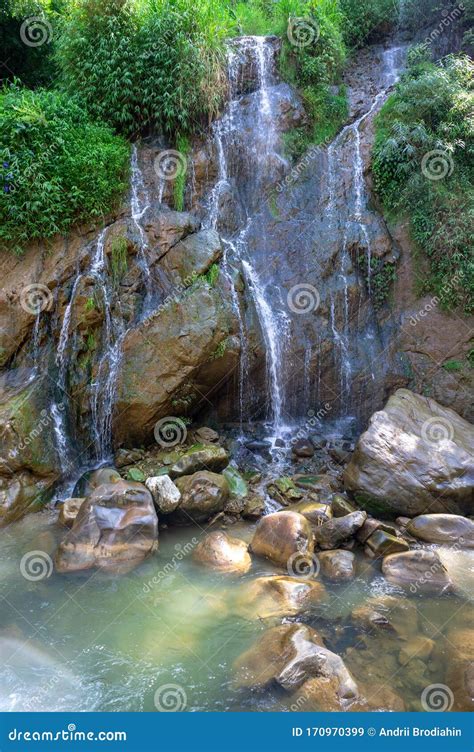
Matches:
[205,36,288,434]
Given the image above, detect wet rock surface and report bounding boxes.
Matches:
[55,480,158,574]
[344,389,474,516]
[250,511,314,567]
[381,550,454,594]
[193,531,251,574]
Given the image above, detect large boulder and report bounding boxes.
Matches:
[55,480,158,574]
[381,550,453,594]
[233,624,358,700]
[170,471,229,524]
[169,444,229,478]
[114,279,238,446]
[407,514,474,547]
[232,575,326,620]
[344,390,474,516]
[250,511,314,568]
[0,369,59,525]
[193,531,251,574]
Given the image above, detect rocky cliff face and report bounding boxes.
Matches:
[0,34,472,522]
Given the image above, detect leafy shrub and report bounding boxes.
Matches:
[339,0,397,49]
[372,54,474,313]
[55,0,230,137]
[0,0,56,87]
[0,85,130,252]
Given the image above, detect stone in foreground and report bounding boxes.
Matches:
[314,511,367,550]
[171,471,229,524]
[193,531,251,574]
[381,550,453,594]
[232,575,326,620]
[407,514,474,547]
[233,623,358,702]
[344,389,474,516]
[318,550,356,582]
[250,511,314,567]
[55,480,158,574]
[169,444,229,478]
[145,475,181,513]
[58,498,85,528]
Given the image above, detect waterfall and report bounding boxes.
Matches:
[131,144,153,310]
[205,36,288,434]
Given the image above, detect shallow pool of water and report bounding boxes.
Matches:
[1,511,472,712]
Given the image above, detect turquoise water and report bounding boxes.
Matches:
[0,510,472,712]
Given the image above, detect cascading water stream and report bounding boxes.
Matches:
[131,144,153,310]
[205,36,288,434]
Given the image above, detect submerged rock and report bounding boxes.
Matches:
[58,498,85,528]
[193,531,251,574]
[145,475,181,513]
[350,595,419,639]
[344,389,474,516]
[55,480,158,574]
[169,444,229,478]
[171,471,229,524]
[406,514,474,547]
[314,511,367,550]
[318,550,355,582]
[250,511,314,567]
[381,550,453,594]
[233,624,358,700]
[232,575,326,620]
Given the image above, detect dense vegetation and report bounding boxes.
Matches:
[373,51,473,313]
[0,86,129,251]
[0,0,472,257]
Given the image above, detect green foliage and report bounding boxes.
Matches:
[55,0,230,137]
[339,0,398,49]
[173,134,190,211]
[372,54,474,313]
[442,359,463,371]
[210,337,229,360]
[0,84,130,252]
[284,83,348,157]
[126,466,146,482]
[358,253,397,308]
[204,263,220,286]
[0,0,57,87]
[110,235,128,286]
[85,296,96,312]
